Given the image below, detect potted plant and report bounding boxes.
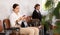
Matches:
[44,0,60,35]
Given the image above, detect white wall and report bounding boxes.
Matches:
[0,0,42,20]
[0,0,21,20]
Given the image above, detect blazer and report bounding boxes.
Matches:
[32,10,42,21]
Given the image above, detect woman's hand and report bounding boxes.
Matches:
[38,25,43,29]
[17,17,24,21]
[17,15,26,22]
[21,15,28,21]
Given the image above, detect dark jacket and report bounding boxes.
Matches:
[32,10,42,21]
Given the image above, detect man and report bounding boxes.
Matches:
[9,3,39,35]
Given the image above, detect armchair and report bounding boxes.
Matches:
[3,19,20,35]
[0,20,5,35]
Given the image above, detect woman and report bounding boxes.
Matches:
[32,4,42,23]
[32,4,47,35]
[9,3,39,35]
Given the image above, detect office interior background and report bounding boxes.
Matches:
[0,0,60,35]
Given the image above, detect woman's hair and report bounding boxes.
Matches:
[34,4,40,9]
[13,3,19,9]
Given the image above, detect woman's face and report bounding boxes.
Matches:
[14,6,20,13]
[36,6,40,10]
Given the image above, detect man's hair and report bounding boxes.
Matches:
[34,4,40,9]
[13,3,19,9]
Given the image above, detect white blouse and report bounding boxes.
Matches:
[9,12,23,27]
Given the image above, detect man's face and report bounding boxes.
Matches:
[36,6,40,10]
[14,6,20,13]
